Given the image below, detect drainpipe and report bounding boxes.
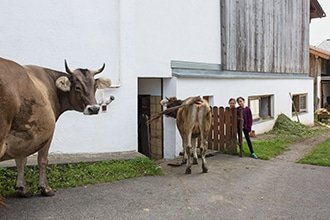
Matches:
[107,0,124,88]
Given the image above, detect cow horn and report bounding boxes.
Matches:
[92,63,105,75]
[165,96,169,100]
[64,60,74,75]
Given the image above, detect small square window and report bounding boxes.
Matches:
[248,95,273,121]
[292,93,307,113]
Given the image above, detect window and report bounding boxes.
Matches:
[248,95,274,121]
[292,93,307,113]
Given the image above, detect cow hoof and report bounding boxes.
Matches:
[16,188,33,198]
[185,169,192,174]
[202,166,208,173]
[181,159,187,165]
[193,158,198,165]
[40,188,55,197]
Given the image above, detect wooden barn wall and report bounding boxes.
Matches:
[221,0,310,74]
[309,54,320,78]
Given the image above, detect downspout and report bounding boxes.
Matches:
[108,0,123,88]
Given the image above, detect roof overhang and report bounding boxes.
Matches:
[310,0,326,19]
[310,46,330,60]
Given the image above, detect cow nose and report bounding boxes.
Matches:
[84,105,100,115]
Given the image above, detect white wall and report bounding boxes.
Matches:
[175,77,314,132]
[0,0,120,70]
[0,0,138,154]
[134,0,221,77]
[1,0,313,159]
[161,76,314,158]
[1,0,221,155]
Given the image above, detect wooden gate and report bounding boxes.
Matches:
[208,107,243,155]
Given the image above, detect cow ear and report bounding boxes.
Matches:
[160,98,168,106]
[56,76,71,92]
[95,77,112,89]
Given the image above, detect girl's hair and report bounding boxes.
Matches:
[236,96,245,102]
[228,98,236,104]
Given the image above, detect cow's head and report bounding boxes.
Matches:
[55,60,112,115]
[160,97,183,118]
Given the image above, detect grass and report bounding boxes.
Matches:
[297,138,330,166]
[241,137,293,160]
[241,114,328,162]
[0,157,163,197]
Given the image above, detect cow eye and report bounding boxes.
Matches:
[75,86,82,92]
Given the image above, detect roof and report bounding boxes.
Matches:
[318,39,330,51]
[310,45,330,60]
[310,0,326,19]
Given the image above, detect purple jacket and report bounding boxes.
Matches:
[237,106,253,132]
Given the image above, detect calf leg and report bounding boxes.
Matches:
[185,134,193,174]
[192,137,198,165]
[200,137,209,173]
[15,157,32,197]
[37,140,54,196]
[185,145,192,174]
[182,148,187,165]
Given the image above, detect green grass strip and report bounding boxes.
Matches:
[0,157,163,197]
[298,138,330,166]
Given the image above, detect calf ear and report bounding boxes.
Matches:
[160,98,168,106]
[96,77,112,89]
[56,76,71,92]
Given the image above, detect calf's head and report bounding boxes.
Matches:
[160,96,183,118]
[56,60,112,115]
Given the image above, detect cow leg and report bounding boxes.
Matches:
[182,151,187,165]
[192,137,198,165]
[15,157,32,197]
[37,140,55,196]
[180,134,187,165]
[200,137,209,173]
[185,134,193,174]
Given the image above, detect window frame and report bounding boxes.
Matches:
[292,93,307,113]
[248,94,274,121]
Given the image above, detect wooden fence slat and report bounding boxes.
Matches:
[208,117,213,149]
[231,107,238,154]
[225,107,231,152]
[213,106,219,151]
[219,107,225,152]
[238,108,243,157]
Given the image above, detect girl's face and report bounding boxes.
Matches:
[237,98,245,107]
[229,100,236,108]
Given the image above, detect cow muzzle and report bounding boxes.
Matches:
[83,105,100,115]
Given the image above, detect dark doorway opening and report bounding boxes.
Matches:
[138,95,163,160]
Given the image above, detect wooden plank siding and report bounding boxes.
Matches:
[221,0,310,74]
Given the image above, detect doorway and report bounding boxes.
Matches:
[138,95,163,160]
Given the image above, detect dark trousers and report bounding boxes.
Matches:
[238,128,255,154]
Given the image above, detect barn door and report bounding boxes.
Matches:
[138,95,163,160]
[138,95,151,158]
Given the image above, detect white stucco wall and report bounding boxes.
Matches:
[0,0,136,154]
[161,76,314,158]
[134,0,221,77]
[1,0,221,155]
[0,0,314,159]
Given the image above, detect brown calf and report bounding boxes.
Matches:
[161,96,212,174]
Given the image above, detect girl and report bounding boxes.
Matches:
[236,97,258,159]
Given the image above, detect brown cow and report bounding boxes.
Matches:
[160,96,212,174]
[0,57,114,197]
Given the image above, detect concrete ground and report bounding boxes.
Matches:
[1,133,330,220]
